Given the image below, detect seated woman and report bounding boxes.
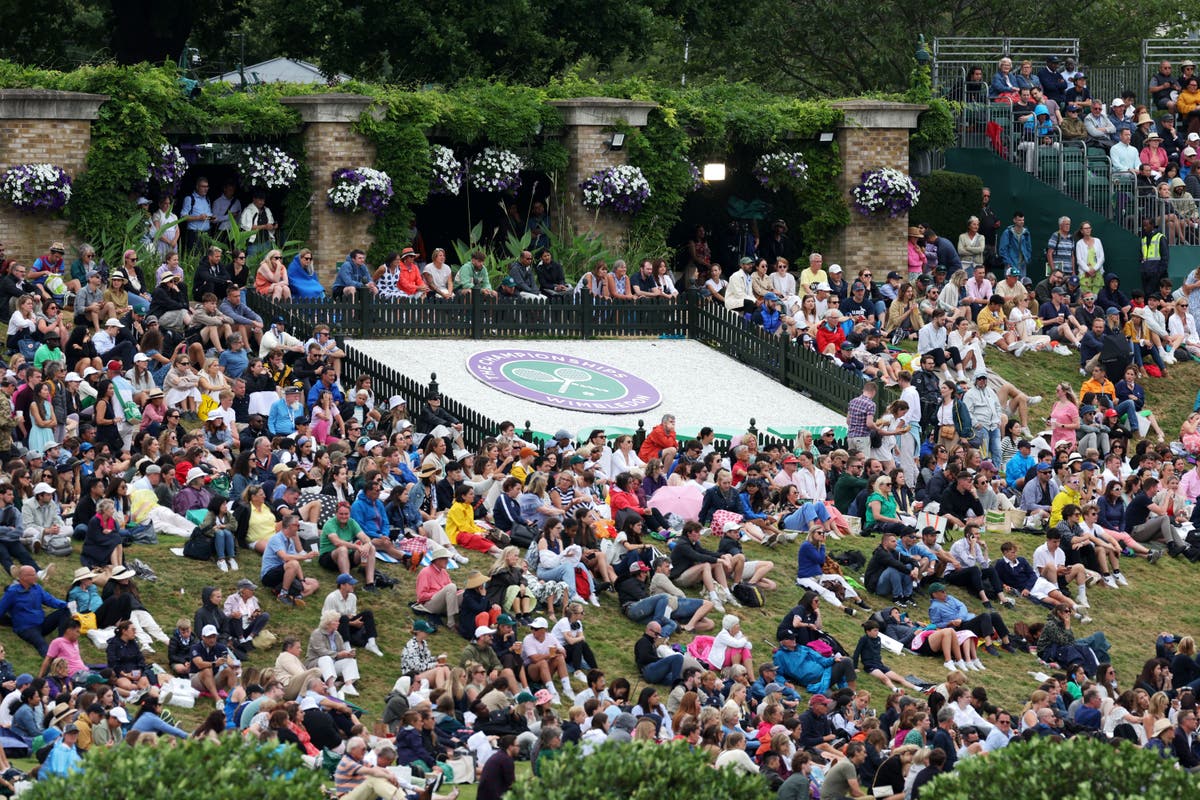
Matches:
[82,498,124,569]
[399,619,451,690]
[162,354,201,419]
[690,614,753,673]
[306,611,361,697]
[286,249,327,301]
[1115,365,1166,440]
[106,619,155,697]
[445,483,503,558]
[254,250,291,301]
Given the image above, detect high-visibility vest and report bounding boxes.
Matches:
[1143,232,1163,261]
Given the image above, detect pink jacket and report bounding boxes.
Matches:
[416,564,452,603]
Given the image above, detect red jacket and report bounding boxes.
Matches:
[638,424,678,462]
[815,322,845,354]
[609,488,645,517]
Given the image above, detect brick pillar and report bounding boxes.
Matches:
[0,90,107,264]
[280,94,380,281]
[828,100,926,277]
[548,98,657,251]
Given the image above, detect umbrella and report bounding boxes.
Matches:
[647,485,705,522]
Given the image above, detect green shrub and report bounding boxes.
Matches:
[908,170,983,242]
[23,735,325,799]
[924,736,1200,800]
[510,740,772,800]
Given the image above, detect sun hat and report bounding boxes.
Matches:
[71,567,97,585]
[185,467,207,484]
[389,396,406,410]
[102,318,124,328]
[428,546,453,562]
[463,571,486,590]
[534,688,554,705]
[236,578,257,590]
[110,566,137,581]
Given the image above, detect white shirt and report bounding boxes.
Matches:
[1032,542,1064,572]
[900,385,922,426]
[797,467,826,503]
[223,591,262,620]
[322,589,358,618]
[549,617,578,648]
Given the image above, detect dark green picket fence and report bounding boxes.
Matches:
[247,290,881,452]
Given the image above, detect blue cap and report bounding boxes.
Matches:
[1079,404,1096,415]
[764,292,779,302]
[1105,307,1121,315]
[1081,461,1098,471]
[15,674,32,687]
[336,573,357,586]
[1037,463,1053,472]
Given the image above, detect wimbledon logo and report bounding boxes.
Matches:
[466,349,661,413]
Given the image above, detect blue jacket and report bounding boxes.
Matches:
[0,582,66,632]
[286,255,326,300]
[998,225,1032,273]
[796,541,826,580]
[351,490,389,540]
[333,257,372,292]
[1005,452,1036,488]
[773,644,835,695]
[1037,67,1068,103]
[995,556,1039,593]
[989,71,1018,99]
[929,594,975,627]
[1097,495,1126,532]
[738,493,768,521]
[1023,104,1055,138]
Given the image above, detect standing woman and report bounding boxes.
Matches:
[957,216,986,268]
[27,382,57,454]
[1075,222,1105,276]
[152,196,180,260]
[1049,382,1080,451]
[92,380,124,455]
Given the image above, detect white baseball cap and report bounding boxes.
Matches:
[201,624,219,637]
[529,617,549,630]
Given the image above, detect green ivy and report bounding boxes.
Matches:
[909,170,983,241]
[23,735,324,799]
[924,736,1200,800]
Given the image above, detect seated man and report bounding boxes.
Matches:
[864,532,919,605]
[523,617,574,701]
[669,522,736,610]
[535,250,570,299]
[191,623,238,700]
[633,621,683,685]
[1038,286,1084,348]
[647,557,717,632]
[261,514,320,607]
[1032,529,1092,611]
[332,249,379,301]
[927,582,1015,660]
[0,565,69,656]
[1074,687,1103,730]
[322,573,384,658]
[995,540,1082,613]
[318,501,378,590]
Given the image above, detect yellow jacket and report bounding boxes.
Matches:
[1049,487,1080,529]
[446,500,482,544]
[977,306,1006,336]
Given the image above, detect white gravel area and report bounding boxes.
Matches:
[347,337,846,438]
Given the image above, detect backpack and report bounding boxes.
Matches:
[43,534,73,557]
[183,528,214,561]
[731,582,764,607]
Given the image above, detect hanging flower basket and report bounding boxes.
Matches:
[1,164,72,213]
[429,145,464,196]
[851,167,920,217]
[686,159,703,192]
[468,148,523,193]
[580,165,651,214]
[753,152,808,192]
[326,167,394,216]
[148,144,188,193]
[234,145,300,190]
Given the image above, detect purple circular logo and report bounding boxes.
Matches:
[466,349,662,414]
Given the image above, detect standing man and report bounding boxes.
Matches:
[238,190,277,262]
[997,211,1032,277]
[845,382,879,455]
[211,180,243,242]
[179,176,215,253]
[964,372,1002,459]
[1140,218,1168,298]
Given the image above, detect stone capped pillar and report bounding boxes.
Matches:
[548,98,657,251]
[280,94,380,281]
[828,100,926,275]
[0,90,107,263]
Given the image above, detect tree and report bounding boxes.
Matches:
[509,740,772,800]
[22,735,325,799]
[923,736,1200,800]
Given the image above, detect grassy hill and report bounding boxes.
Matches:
[4,344,1196,772]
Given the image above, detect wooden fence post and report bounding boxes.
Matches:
[471,287,483,340]
[523,420,535,442]
[580,290,592,340]
[429,372,439,397]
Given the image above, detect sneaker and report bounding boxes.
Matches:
[1084,572,1100,586]
[843,607,856,616]
[292,596,306,609]
[1075,594,1090,608]
[1079,613,1093,624]
[363,583,379,593]
[588,595,600,608]
[826,529,842,540]
[217,559,229,572]
[341,684,359,696]
[855,600,872,611]
[983,643,1001,657]
[277,591,294,607]
[943,660,956,671]
[1148,549,1164,564]
[573,670,588,684]
[1102,575,1118,589]
[1115,572,1129,586]
[1001,596,1016,609]
[365,640,384,657]
[228,558,239,571]
[708,590,725,612]
[1001,642,1020,654]
[36,564,54,582]
[972,658,987,671]
[453,553,469,565]
[1028,394,1043,406]
[955,660,971,672]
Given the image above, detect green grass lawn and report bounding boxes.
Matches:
[4,343,1196,752]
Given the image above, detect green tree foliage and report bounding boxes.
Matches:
[509,741,772,800]
[924,736,1200,800]
[23,735,325,799]
[908,171,983,242]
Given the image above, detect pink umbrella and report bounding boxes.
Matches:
[647,485,705,522]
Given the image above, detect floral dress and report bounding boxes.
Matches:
[377,265,403,300]
[400,636,435,675]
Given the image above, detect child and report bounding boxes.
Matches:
[851,620,921,693]
[67,567,103,614]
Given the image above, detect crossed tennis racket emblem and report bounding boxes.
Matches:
[510,365,593,394]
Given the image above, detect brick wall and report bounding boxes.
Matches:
[827,101,925,280]
[559,125,631,250]
[300,122,377,282]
